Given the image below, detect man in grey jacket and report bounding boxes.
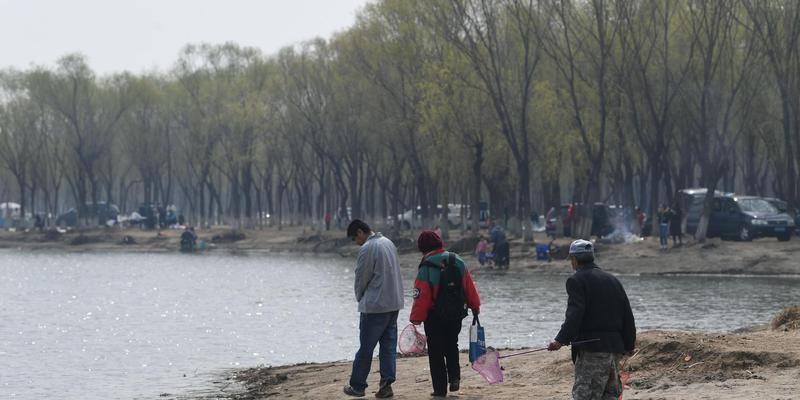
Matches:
[344,219,404,398]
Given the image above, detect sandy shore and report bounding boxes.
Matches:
[187,313,800,400]
[3,225,800,277]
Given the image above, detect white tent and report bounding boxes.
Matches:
[0,202,21,217]
[0,202,21,211]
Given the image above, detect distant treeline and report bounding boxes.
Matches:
[1,0,799,240]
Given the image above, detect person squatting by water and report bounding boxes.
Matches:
[343,219,405,398]
[474,236,489,267]
[410,230,481,398]
[179,226,197,251]
[548,239,636,400]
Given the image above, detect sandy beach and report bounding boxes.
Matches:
[192,310,800,400]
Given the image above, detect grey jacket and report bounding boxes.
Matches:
[354,232,405,313]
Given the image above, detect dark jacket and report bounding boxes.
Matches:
[669,209,683,236]
[555,263,636,362]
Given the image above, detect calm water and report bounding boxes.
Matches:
[1,250,799,399]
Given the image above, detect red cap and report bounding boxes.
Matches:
[417,230,443,253]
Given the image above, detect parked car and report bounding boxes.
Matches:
[546,204,573,238]
[590,203,615,238]
[763,197,800,235]
[395,203,476,229]
[545,202,614,238]
[465,201,490,229]
[0,202,26,228]
[685,195,794,241]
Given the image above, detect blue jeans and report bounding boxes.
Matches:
[349,310,399,391]
[659,223,669,246]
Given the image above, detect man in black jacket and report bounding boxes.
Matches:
[548,239,636,400]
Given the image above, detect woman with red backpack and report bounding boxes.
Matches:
[410,230,481,397]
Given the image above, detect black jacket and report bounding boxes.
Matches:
[555,263,636,362]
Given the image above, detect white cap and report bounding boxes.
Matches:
[568,239,594,257]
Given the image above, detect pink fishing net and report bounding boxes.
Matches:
[618,371,630,400]
[471,351,504,384]
[398,324,427,355]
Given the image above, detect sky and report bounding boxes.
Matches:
[0,0,371,75]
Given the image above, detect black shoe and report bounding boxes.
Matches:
[449,380,460,392]
[343,385,366,397]
[375,384,393,398]
[431,392,446,398]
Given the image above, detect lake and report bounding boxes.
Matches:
[1,251,798,399]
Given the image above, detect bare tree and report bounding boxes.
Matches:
[539,0,620,238]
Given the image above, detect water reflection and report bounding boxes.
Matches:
[0,251,797,399]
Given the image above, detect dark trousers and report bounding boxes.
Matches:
[424,318,463,394]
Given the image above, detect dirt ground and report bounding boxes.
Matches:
[186,319,800,400]
[3,225,800,277]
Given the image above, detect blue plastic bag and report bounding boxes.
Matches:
[469,315,486,363]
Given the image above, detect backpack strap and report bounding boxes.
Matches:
[418,251,452,270]
[419,259,441,270]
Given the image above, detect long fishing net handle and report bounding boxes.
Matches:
[498,338,600,359]
[498,347,547,359]
[568,338,600,346]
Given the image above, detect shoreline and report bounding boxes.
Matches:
[4,226,800,277]
[181,317,800,400]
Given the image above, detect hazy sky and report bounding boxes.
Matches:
[0,0,371,75]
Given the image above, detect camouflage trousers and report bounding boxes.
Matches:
[572,351,623,400]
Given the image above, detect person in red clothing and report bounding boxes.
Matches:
[410,230,480,397]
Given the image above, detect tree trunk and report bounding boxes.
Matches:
[694,179,719,243]
[470,141,483,236]
[518,160,533,242]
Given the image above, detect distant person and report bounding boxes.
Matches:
[158,206,167,229]
[343,220,404,399]
[474,236,489,267]
[34,214,44,232]
[632,207,644,237]
[490,223,510,269]
[489,222,505,244]
[564,203,575,237]
[548,239,636,400]
[324,211,332,231]
[180,226,196,252]
[166,209,178,226]
[433,225,442,240]
[338,208,349,229]
[670,204,683,247]
[657,205,672,250]
[410,230,480,397]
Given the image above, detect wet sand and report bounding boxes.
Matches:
[189,317,800,400]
